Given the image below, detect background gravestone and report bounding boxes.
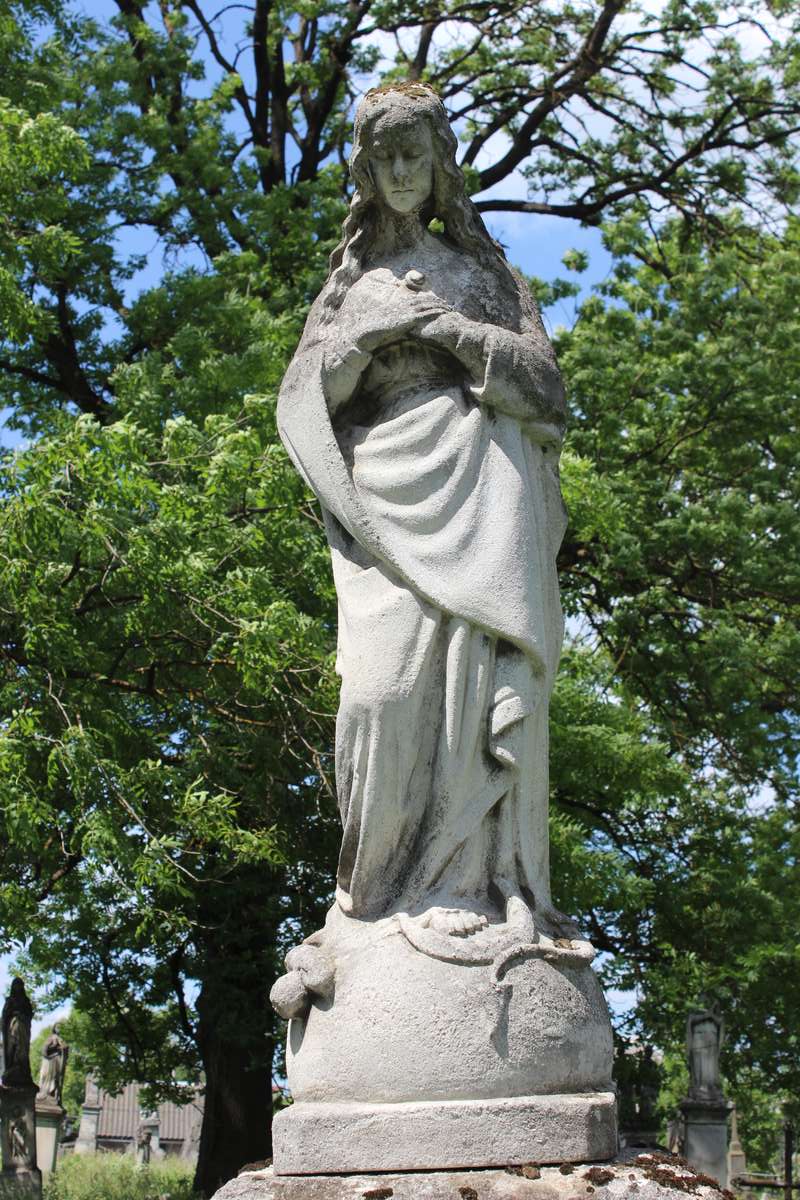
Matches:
[679,1005,732,1187]
[0,980,41,1199]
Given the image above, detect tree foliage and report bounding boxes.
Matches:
[559,216,800,788]
[0,0,798,1191]
[550,216,800,1163]
[0,233,342,1190]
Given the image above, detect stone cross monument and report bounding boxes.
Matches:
[269,81,616,1176]
[0,978,42,1197]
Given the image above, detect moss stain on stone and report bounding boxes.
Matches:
[583,1167,615,1186]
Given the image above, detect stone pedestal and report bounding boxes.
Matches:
[73,1077,100,1155]
[680,1098,732,1188]
[0,1084,41,1198]
[276,1094,616,1176]
[213,1151,729,1200]
[34,1098,64,1178]
[275,911,615,1175]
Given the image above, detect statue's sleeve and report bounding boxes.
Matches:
[418,309,566,438]
[276,317,392,570]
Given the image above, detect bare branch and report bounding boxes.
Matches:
[473,0,628,189]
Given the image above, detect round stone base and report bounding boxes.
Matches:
[273,1093,617,1175]
[286,912,613,1108]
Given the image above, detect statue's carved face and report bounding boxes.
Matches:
[369,114,433,214]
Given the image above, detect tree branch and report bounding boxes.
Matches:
[39,286,114,422]
[0,359,62,393]
[471,0,627,189]
[409,22,435,80]
[179,0,258,138]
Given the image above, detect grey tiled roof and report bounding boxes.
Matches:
[89,1080,202,1143]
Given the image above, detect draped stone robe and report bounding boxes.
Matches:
[278,259,568,926]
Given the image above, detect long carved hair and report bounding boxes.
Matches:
[321,83,532,326]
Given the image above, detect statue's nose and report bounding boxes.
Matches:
[392,153,409,181]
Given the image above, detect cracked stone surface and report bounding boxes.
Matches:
[214,1151,732,1200]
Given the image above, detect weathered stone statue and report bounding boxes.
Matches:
[36,1026,68,1107]
[615,1043,639,1133]
[636,1046,662,1129]
[2,980,33,1091]
[687,1005,724,1100]
[0,979,41,1196]
[270,82,615,1175]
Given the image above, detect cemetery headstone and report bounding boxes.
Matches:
[140,1110,163,1160]
[72,1076,100,1155]
[679,1004,732,1186]
[727,1105,748,1184]
[619,1044,663,1149]
[135,1123,151,1167]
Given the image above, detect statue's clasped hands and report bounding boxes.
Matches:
[323,271,454,409]
[351,271,454,354]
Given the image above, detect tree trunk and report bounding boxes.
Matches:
[193,997,274,1196]
[192,867,282,1197]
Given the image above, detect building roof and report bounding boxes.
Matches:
[90,1080,202,1143]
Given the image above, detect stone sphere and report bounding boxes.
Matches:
[287,926,612,1104]
[270,971,309,1021]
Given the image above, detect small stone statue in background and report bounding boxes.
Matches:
[614,1041,638,1130]
[37,1024,69,1106]
[135,1123,152,1166]
[636,1045,662,1128]
[687,1004,724,1100]
[2,978,34,1089]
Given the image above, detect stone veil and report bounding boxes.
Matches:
[270,82,616,1176]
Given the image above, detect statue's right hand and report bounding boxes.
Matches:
[323,344,372,413]
[350,282,451,354]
